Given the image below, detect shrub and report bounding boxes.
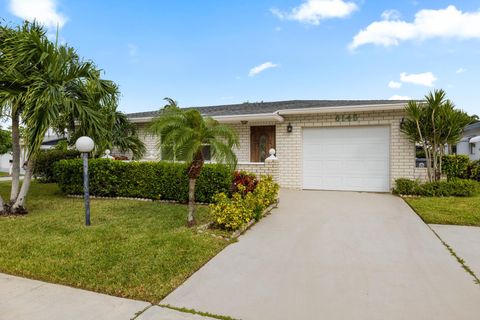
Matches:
[54,159,232,203]
[210,175,279,230]
[392,178,421,196]
[468,160,480,182]
[442,155,470,180]
[231,171,258,195]
[34,149,80,182]
[394,178,479,197]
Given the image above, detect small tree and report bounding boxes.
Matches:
[401,89,473,182]
[148,98,239,226]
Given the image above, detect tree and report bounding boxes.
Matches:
[0,127,12,154]
[401,89,473,182]
[148,98,239,226]
[54,92,146,159]
[0,22,117,214]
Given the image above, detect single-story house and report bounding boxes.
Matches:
[451,122,480,161]
[126,100,427,192]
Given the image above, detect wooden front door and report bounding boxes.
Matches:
[250,126,276,162]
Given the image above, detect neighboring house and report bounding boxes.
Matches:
[453,122,480,161]
[126,100,425,192]
[0,129,64,173]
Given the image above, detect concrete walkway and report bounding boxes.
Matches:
[162,190,480,320]
[430,224,480,278]
[0,273,218,320]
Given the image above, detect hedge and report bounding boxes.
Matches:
[34,149,80,182]
[54,159,233,203]
[442,155,471,180]
[393,178,479,197]
[442,155,480,182]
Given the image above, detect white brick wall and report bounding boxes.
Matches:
[135,109,420,191]
[228,110,418,190]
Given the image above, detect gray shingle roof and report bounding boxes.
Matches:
[465,121,480,132]
[127,99,409,119]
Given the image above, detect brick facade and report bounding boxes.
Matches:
[227,109,419,190]
[132,109,421,191]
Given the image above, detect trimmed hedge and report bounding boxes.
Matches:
[54,159,232,203]
[442,155,470,180]
[393,178,479,197]
[34,149,80,182]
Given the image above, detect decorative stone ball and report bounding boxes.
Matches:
[269,148,276,156]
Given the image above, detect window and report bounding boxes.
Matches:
[451,145,457,154]
[471,143,476,155]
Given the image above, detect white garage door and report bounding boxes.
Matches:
[303,126,390,192]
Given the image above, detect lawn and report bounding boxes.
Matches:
[0,182,229,303]
[0,171,9,177]
[406,194,480,227]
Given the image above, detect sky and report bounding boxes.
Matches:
[1,0,480,115]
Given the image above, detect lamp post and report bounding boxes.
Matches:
[75,136,95,226]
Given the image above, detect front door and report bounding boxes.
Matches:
[250,126,276,162]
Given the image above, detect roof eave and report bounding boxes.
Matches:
[277,103,406,115]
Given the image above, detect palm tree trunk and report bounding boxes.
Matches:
[187,178,196,227]
[10,112,21,202]
[11,159,34,214]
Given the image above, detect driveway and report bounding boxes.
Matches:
[430,224,480,278]
[163,190,480,320]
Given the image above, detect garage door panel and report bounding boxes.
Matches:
[302,126,390,192]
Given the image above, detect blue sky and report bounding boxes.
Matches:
[1,0,480,115]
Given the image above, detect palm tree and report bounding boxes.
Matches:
[148,98,239,226]
[0,22,117,214]
[401,89,472,182]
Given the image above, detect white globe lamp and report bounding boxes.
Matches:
[75,136,95,153]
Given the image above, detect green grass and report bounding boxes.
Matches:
[0,182,229,303]
[406,194,480,226]
[0,172,9,177]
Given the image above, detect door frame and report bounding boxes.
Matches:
[250,125,276,162]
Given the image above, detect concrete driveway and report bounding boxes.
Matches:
[163,190,480,320]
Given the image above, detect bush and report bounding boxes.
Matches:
[442,155,470,180]
[34,149,80,182]
[54,159,232,203]
[392,178,421,195]
[393,178,479,197]
[210,175,279,230]
[468,160,480,182]
[231,171,258,195]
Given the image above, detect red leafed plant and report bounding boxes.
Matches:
[231,171,258,195]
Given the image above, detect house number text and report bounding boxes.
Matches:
[335,114,358,122]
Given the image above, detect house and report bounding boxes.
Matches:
[126,100,426,192]
[452,122,480,161]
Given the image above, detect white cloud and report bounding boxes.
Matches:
[381,9,401,21]
[350,5,480,49]
[388,80,402,89]
[389,94,411,100]
[248,62,278,77]
[400,72,437,87]
[9,0,67,29]
[456,67,466,74]
[271,0,358,25]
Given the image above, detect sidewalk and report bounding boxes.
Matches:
[0,273,220,320]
